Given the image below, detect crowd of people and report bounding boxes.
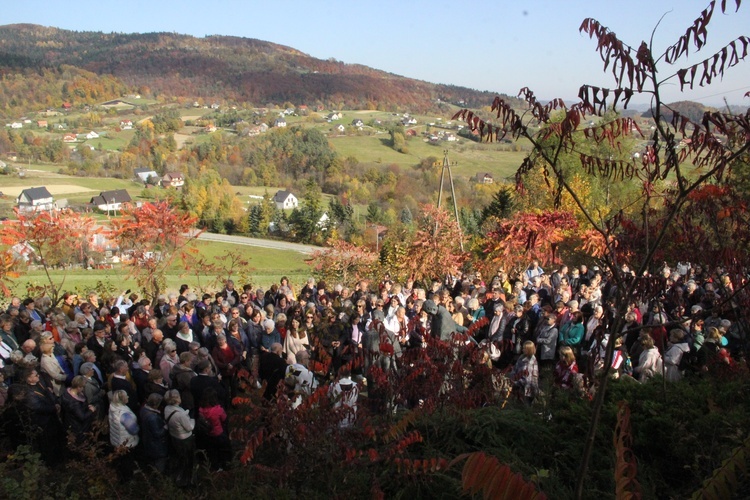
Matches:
[0,261,746,484]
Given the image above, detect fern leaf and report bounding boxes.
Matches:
[693,436,750,500]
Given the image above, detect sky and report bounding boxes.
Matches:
[4,0,750,107]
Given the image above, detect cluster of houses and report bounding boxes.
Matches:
[134,168,184,188]
[62,131,102,143]
[14,186,133,214]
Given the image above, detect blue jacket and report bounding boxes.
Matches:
[140,406,169,460]
[559,321,584,347]
[261,329,281,350]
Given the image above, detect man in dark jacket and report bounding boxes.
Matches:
[259,343,287,400]
[140,393,168,473]
[191,360,228,408]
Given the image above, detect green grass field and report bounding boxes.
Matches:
[10,239,313,300]
[328,134,528,180]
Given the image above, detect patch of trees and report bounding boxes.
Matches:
[0,65,128,117]
[0,24,519,114]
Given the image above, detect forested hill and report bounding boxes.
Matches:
[0,24,516,112]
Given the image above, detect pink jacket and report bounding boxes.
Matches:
[199,405,226,437]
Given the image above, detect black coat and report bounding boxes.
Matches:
[190,374,227,408]
[61,389,94,442]
[259,351,287,400]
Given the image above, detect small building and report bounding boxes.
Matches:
[351,119,364,127]
[90,189,132,213]
[16,186,55,212]
[120,120,133,130]
[273,190,298,210]
[10,122,23,129]
[86,131,100,139]
[336,124,345,133]
[274,117,287,128]
[161,172,185,188]
[63,134,77,143]
[37,120,48,128]
[134,167,159,183]
[205,124,217,133]
[473,172,495,184]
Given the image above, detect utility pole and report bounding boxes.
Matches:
[435,150,463,251]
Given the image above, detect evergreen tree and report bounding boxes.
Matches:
[480,186,516,225]
[399,206,413,225]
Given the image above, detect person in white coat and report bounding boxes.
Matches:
[635,334,663,383]
[664,329,691,382]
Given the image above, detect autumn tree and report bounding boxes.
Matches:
[110,201,201,304]
[306,239,379,285]
[288,179,325,244]
[5,208,99,305]
[396,204,467,285]
[454,2,750,497]
[180,169,246,234]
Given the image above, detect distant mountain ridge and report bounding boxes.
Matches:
[0,24,517,112]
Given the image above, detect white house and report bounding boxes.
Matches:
[16,186,55,212]
[273,190,298,210]
[120,120,133,130]
[90,189,132,213]
[351,119,364,127]
[336,124,345,133]
[161,172,185,188]
[274,117,287,128]
[133,167,159,184]
[86,131,100,139]
[10,122,23,129]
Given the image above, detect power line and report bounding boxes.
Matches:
[688,85,750,102]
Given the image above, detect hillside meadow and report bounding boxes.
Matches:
[8,239,312,301]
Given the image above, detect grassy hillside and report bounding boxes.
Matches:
[10,239,312,299]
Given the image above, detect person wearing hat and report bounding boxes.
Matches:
[87,320,109,359]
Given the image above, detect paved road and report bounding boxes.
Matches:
[196,232,321,255]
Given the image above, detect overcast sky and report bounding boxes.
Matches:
[4,0,749,106]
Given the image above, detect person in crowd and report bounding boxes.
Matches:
[283,316,310,364]
[140,393,169,473]
[191,359,227,410]
[535,313,559,366]
[511,341,539,404]
[80,362,106,418]
[664,329,691,382]
[108,389,139,481]
[635,333,663,383]
[171,351,197,415]
[329,365,359,429]
[198,388,230,471]
[558,311,584,352]
[159,339,179,383]
[164,389,196,487]
[22,368,64,465]
[61,375,96,444]
[259,342,287,400]
[553,346,580,391]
